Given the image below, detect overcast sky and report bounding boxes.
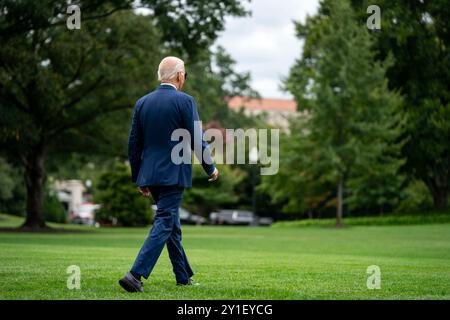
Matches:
[216,0,319,99]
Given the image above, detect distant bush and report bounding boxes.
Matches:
[395,180,434,213]
[0,157,26,216]
[274,212,450,228]
[94,162,153,227]
[43,191,67,223]
[183,164,245,216]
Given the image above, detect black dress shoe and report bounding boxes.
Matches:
[119,272,144,292]
[176,278,200,286]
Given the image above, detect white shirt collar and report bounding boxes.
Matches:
[161,83,177,90]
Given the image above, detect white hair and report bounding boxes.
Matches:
[157,56,185,81]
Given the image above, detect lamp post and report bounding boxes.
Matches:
[249,147,259,215]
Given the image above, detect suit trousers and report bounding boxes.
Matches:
[131,185,194,283]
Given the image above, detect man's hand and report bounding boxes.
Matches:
[138,186,151,197]
[208,168,219,182]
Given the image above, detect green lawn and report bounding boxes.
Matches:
[0,214,449,300]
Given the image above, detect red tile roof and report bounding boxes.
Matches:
[228,96,297,112]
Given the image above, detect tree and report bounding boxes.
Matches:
[0,11,160,229]
[181,46,260,123]
[350,0,450,208]
[259,117,337,219]
[95,162,152,227]
[0,0,249,58]
[176,46,263,216]
[183,164,245,217]
[43,189,67,224]
[0,157,26,216]
[179,46,265,217]
[283,0,404,225]
[346,156,405,215]
[0,157,16,205]
[0,0,249,230]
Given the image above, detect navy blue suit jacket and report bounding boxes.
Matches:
[128,85,215,188]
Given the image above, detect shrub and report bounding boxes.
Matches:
[0,157,26,216]
[395,180,434,213]
[273,213,450,228]
[94,162,152,227]
[43,191,67,223]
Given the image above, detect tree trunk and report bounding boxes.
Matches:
[432,190,448,209]
[336,176,344,227]
[21,142,48,230]
[424,176,449,209]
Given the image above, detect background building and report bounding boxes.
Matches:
[228,96,298,130]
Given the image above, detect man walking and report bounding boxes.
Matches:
[119,56,219,292]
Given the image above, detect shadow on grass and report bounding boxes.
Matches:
[0,213,98,233]
[0,226,95,234]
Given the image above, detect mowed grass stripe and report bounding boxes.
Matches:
[0,218,449,299]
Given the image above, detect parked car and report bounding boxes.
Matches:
[209,210,273,226]
[257,217,274,226]
[70,202,100,226]
[71,216,96,226]
[210,210,251,225]
[151,205,206,225]
[179,208,206,225]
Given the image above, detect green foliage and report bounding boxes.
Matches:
[264,0,406,221]
[0,0,250,228]
[350,0,450,208]
[47,153,108,184]
[213,46,260,101]
[395,179,434,214]
[0,9,163,227]
[0,157,26,216]
[148,1,250,58]
[43,191,66,224]
[346,152,406,214]
[274,213,450,228]
[183,164,246,216]
[1,10,161,154]
[180,46,263,217]
[182,46,260,124]
[260,118,335,216]
[0,0,249,59]
[94,162,152,227]
[0,157,16,203]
